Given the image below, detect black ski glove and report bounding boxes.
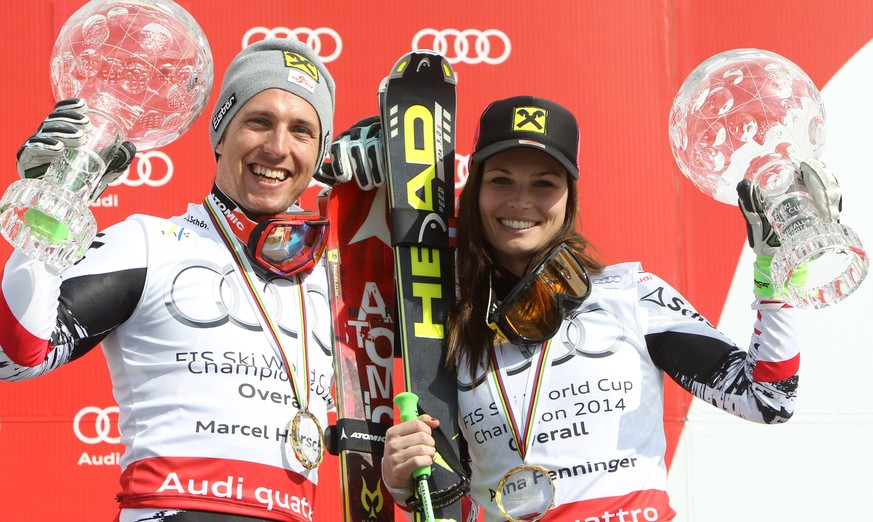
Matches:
[316,116,386,191]
[17,98,136,200]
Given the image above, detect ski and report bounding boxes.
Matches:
[379,50,468,520]
[324,182,396,522]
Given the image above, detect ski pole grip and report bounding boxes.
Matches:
[394,391,431,480]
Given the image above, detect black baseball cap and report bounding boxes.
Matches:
[470,95,579,179]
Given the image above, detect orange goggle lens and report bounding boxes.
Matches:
[488,244,590,345]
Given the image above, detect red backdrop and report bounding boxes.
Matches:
[1,1,871,520]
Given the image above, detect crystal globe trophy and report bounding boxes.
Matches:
[669,48,868,308]
[0,0,213,270]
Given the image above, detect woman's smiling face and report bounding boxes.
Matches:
[478,147,570,276]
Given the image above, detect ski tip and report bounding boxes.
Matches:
[385,50,457,85]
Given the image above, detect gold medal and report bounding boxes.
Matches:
[495,464,556,522]
[489,342,557,520]
[289,409,324,470]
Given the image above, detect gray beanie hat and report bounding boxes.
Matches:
[209,38,336,163]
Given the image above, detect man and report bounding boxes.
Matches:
[0,38,336,522]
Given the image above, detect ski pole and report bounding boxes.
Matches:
[394,391,436,522]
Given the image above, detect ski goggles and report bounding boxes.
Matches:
[247,212,329,277]
[487,243,591,345]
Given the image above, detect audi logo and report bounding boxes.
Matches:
[163,260,332,356]
[242,27,343,63]
[73,406,121,445]
[412,29,511,65]
[111,150,174,188]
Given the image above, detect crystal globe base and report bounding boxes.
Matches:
[771,221,869,309]
[0,178,97,271]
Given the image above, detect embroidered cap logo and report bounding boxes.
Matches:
[283,50,319,81]
[513,106,547,133]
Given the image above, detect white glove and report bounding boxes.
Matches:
[16,98,136,200]
[316,116,386,191]
[17,98,92,179]
[798,158,841,223]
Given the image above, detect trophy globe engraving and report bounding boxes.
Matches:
[0,0,213,269]
[669,48,868,308]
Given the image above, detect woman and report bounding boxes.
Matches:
[381,95,830,521]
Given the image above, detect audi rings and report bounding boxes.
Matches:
[163,260,332,356]
[73,406,120,445]
[164,260,289,332]
[412,28,511,65]
[243,27,343,63]
[110,150,174,188]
